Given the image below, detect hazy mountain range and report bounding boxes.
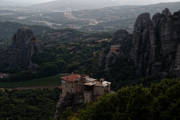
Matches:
[0,0,50,6]
[0,1,180,36]
[1,0,180,11]
[31,0,121,11]
[0,0,17,6]
[30,0,180,11]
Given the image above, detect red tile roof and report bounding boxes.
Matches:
[61,73,81,82]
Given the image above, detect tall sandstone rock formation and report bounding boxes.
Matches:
[0,27,38,72]
[104,30,132,71]
[132,8,180,77]
[99,29,132,72]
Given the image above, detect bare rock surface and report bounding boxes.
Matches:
[0,27,38,72]
[132,8,180,77]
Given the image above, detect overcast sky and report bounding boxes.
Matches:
[9,0,180,4]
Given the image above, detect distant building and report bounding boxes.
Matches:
[61,73,83,97]
[64,8,73,19]
[60,73,111,102]
[0,73,8,79]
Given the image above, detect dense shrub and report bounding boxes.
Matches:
[73,79,180,120]
[0,88,60,120]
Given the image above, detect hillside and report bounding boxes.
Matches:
[0,88,60,120]
[30,0,125,11]
[0,22,54,39]
[31,0,180,11]
[0,0,17,6]
[74,2,180,32]
[67,79,180,120]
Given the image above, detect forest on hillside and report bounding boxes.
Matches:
[58,79,180,120]
[0,79,179,120]
[0,88,60,120]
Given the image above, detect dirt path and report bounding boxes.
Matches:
[14,86,59,90]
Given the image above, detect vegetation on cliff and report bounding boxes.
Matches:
[60,79,180,120]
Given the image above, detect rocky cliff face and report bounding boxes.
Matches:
[132,8,180,78]
[104,30,132,71]
[0,27,38,72]
[100,29,132,72]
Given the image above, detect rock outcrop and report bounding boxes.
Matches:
[132,8,180,78]
[0,27,38,72]
[100,29,132,72]
[104,44,122,71]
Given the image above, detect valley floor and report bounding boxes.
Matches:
[0,74,61,88]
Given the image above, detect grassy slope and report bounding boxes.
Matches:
[0,74,61,88]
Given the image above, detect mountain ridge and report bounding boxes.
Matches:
[31,0,180,11]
